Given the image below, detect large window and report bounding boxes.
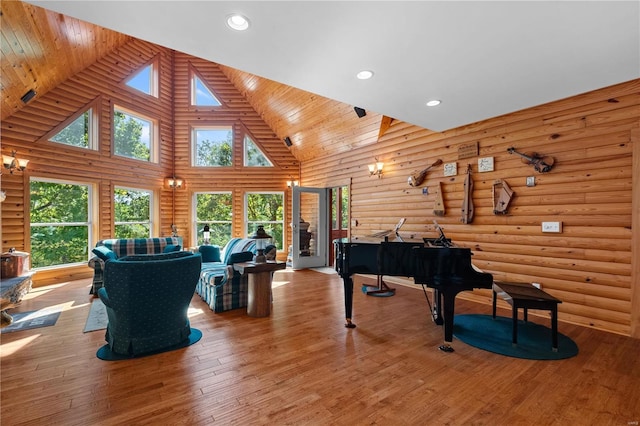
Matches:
[113,105,156,162]
[194,192,233,246]
[114,187,153,238]
[30,178,93,268]
[192,126,233,167]
[246,192,284,250]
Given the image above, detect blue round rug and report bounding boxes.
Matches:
[97,328,202,361]
[453,315,578,360]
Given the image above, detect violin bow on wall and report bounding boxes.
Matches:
[507,147,555,173]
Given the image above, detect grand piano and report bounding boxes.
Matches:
[334,239,493,352]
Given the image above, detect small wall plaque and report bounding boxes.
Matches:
[443,162,457,177]
[478,156,494,172]
[458,142,478,159]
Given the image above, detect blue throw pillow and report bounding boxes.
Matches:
[92,246,117,261]
[227,251,254,265]
[163,244,182,253]
[199,245,221,263]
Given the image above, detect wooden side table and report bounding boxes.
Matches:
[233,261,286,317]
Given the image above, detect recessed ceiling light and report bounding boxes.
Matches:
[356,70,374,80]
[226,14,250,31]
[426,100,441,107]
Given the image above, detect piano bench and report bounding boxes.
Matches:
[492,281,562,351]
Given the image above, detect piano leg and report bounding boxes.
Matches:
[344,276,356,328]
[432,289,444,325]
[438,291,458,353]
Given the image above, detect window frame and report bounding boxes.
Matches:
[123,56,159,98]
[244,191,285,251]
[41,98,100,151]
[113,185,155,239]
[193,191,233,247]
[190,68,222,107]
[243,131,274,167]
[191,124,234,168]
[28,176,97,270]
[112,104,159,163]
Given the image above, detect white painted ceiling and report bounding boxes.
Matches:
[27,1,639,132]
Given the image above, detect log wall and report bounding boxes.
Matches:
[303,79,640,337]
[1,39,298,285]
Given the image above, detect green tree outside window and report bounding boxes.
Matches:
[247,193,284,250]
[30,180,90,268]
[114,188,152,238]
[195,192,233,246]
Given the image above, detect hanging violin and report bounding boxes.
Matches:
[507,147,555,173]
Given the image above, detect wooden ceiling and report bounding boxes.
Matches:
[1,1,386,163]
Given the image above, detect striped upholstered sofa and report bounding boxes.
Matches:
[195,238,257,313]
[88,237,182,295]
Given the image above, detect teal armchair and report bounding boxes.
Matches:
[98,251,202,357]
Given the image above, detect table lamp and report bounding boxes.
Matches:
[250,225,272,263]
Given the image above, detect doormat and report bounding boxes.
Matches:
[84,299,108,332]
[1,307,61,333]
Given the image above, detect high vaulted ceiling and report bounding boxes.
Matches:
[4,1,639,163]
[23,0,639,133]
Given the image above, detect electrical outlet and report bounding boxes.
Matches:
[542,221,562,233]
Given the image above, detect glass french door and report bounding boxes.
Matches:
[291,186,328,269]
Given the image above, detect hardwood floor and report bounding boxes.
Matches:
[1,269,638,425]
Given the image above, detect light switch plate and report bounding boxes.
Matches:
[542,222,562,233]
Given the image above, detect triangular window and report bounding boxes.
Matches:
[125,62,158,97]
[192,75,221,106]
[244,135,272,167]
[44,101,99,150]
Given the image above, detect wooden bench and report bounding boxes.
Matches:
[492,281,562,351]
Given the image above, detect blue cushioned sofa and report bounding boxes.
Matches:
[88,237,182,295]
[195,238,257,313]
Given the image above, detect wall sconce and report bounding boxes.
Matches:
[368,157,384,178]
[166,177,183,189]
[286,179,299,188]
[2,150,29,174]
